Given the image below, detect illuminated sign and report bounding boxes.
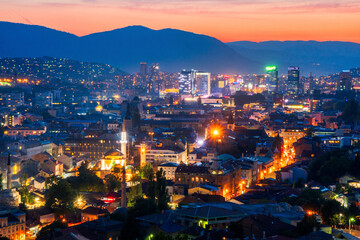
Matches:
[265,66,277,71]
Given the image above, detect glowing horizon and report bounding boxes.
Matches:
[1,0,360,43]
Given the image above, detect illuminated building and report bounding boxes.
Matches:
[179,69,196,95]
[0,208,26,240]
[34,91,53,108]
[143,148,187,165]
[337,70,352,92]
[157,162,178,180]
[0,92,24,111]
[100,149,126,173]
[64,134,121,160]
[140,144,146,167]
[266,66,278,93]
[175,157,243,199]
[288,66,300,95]
[195,72,211,96]
[3,126,46,137]
[175,205,243,229]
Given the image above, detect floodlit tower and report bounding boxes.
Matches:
[140,143,147,167]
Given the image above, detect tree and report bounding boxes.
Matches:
[36,220,67,240]
[320,199,341,226]
[127,175,143,208]
[18,173,34,204]
[305,127,314,138]
[67,162,105,192]
[156,169,170,211]
[294,215,319,236]
[46,179,76,215]
[105,174,121,192]
[141,163,154,180]
[308,150,353,185]
[341,99,360,123]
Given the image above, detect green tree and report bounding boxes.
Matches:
[46,179,76,215]
[151,232,173,240]
[67,162,105,192]
[156,169,170,211]
[126,175,143,208]
[308,150,353,185]
[105,174,121,192]
[320,199,341,226]
[18,173,34,204]
[141,163,154,180]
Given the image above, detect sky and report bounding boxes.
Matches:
[1,0,360,43]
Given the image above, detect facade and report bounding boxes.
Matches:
[64,135,121,160]
[3,126,46,137]
[175,159,243,199]
[175,205,243,229]
[179,70,196,95]
[145,148,187,165]
[337,70,352,92]
[195,72,211,96]
[0,208,26,240]
[81,207,109,223]
[0,92,24,111]
[288,66,300,95]
[34,91,53,108]
[157,162,179,181]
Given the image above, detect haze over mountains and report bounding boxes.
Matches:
[1,21,360,75]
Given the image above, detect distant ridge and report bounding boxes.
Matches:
[0,21,259,74]
[227,41,360,75]
[0,21,359,75]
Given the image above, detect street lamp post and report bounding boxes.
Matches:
[349,218,355,233]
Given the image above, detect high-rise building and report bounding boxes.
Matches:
[265,66,278,93]
[337,70,352,92]
[179,69,196,95]
[195,72,211,96]
[288,66,300,95]
[139,62,148,77]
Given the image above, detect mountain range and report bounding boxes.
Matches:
[1,21,360,75]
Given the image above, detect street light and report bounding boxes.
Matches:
[349,218,355,233]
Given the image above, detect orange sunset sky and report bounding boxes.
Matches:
[1,0,360,43]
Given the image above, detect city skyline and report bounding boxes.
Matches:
[1,0,360,43]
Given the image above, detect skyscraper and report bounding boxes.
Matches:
[337,70,352,92]
[179,69,196,95]
[288,66,300,95]
[265,66,278,93]
[139,62,147,77]
[195,72,211,96]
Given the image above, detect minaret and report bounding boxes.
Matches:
[120,123,127,160]
[7,153,11,189]
[121,164,127,208]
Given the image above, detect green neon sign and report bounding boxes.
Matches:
[265,66,277,71]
